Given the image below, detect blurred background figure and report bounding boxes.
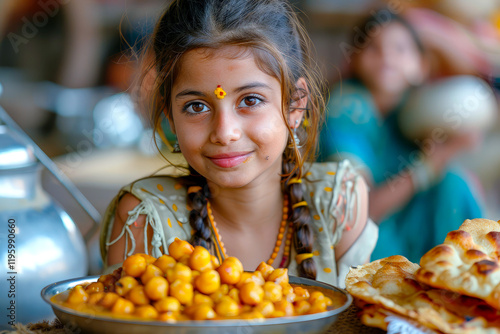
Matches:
[318,9,496,263]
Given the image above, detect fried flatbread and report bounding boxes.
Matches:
[346,255,500,333]
[416,219,500,310]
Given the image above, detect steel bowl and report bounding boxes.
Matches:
[42,275,352,334]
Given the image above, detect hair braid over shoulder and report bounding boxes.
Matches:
[283,162,317,279]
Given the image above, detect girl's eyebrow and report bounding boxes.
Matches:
[234,82,271,93]
[175,90,207,100]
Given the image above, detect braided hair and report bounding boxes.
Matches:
[141,0,326,279]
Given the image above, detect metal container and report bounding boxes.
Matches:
[42,275,352,334]
[0,125,88,329]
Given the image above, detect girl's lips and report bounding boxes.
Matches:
[208,152,252,168]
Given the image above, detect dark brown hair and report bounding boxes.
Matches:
[139,0,326,279]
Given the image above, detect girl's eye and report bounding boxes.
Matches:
[238,95,263,108]
[184,102,209,114]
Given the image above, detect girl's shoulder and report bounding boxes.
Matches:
[302,160,365,234]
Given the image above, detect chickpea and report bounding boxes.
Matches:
[255,262,274,280]
[192,304,216,320]
[115,276,138,296]
[111,297,135,315]
[215,296,240,317]
[228,287,240,304]
[170,280,194,305]
[135,305,159,319]
[268,310,286,318]
[224,257,243,272]
[208,284,229,304]
[99,292,120,309]
[154,297,181,313]
[88,292,104,305]
[153,254,177,273]
[236,271,264,288]
[85,282,104,294]
[294,300,311,315]
[263,282,282,303]
[254,300,275,317]
[211,255,220,268]
[145,276,169,300]
[239,311,265,320]
[195,270,220,295]
[239,282,264,305]
[67,285,89,305]
[308,291,325,304]
[138,253,157,265]
[166,263,192,284]
[141,264,163,284]
[189,246,212,271]
[97,274,117,292]
[217,260,242,285]
[127,286,150,306]
[274,300,294,316]
[178,254,191,266]
[308,299,328,314]
[293,286,310,302]
[123,254,147,277]
[193,293,214,307]
[168,238,194,261]
[157,311,177,323]
[266,268,288,286]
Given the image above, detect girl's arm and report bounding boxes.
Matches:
[106,193,151,266]
[334,177,369,262]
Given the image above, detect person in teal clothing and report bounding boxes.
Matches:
[320,10,484,263]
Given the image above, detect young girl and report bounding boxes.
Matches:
[100,0,376,286]
[320,10,483,263]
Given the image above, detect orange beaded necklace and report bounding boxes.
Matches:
[207,195,292,267]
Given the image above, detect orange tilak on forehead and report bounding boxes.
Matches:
[214,85,226,99]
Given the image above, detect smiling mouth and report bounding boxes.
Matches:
[207,152,252,168]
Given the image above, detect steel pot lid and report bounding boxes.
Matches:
[0,125,37,170]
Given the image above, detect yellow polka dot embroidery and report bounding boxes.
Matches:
[177,220,183,227]
[157,184,164,192]
[313,215,320,220]
[305,172,312,176]
[326,171,336,175]
[159,199,165,205]
[319,227,323,232]
[330,245,334,250]
[313,250,320,256]
[324,187,333,192]
[167,218,172,228]
[174,183,183,190]
[172,204,178,212]
[323,268,332,273]
[310,192,314,198]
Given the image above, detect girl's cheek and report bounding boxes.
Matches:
[254,114,287,144]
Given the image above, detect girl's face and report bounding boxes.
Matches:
[353,22,424,94]
[169,47,302,189]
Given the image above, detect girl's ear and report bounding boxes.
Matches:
[289,77,308,126]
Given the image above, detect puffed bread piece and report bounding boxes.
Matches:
[416,219,500,310]
[346,255,500,333]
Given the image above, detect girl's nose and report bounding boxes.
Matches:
[209,109,241,145]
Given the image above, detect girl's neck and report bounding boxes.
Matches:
[207,175,284,233]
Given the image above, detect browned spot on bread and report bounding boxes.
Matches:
[487,231,500,250]
[446,230,475,250]
[473,260,499,276]
[465,249,488,261]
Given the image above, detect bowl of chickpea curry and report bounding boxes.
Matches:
[42,239,352,334]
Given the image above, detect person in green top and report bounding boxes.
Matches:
[100,0,378,287]
[320,10,484,263]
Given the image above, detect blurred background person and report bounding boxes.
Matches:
[319,9,488,263]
